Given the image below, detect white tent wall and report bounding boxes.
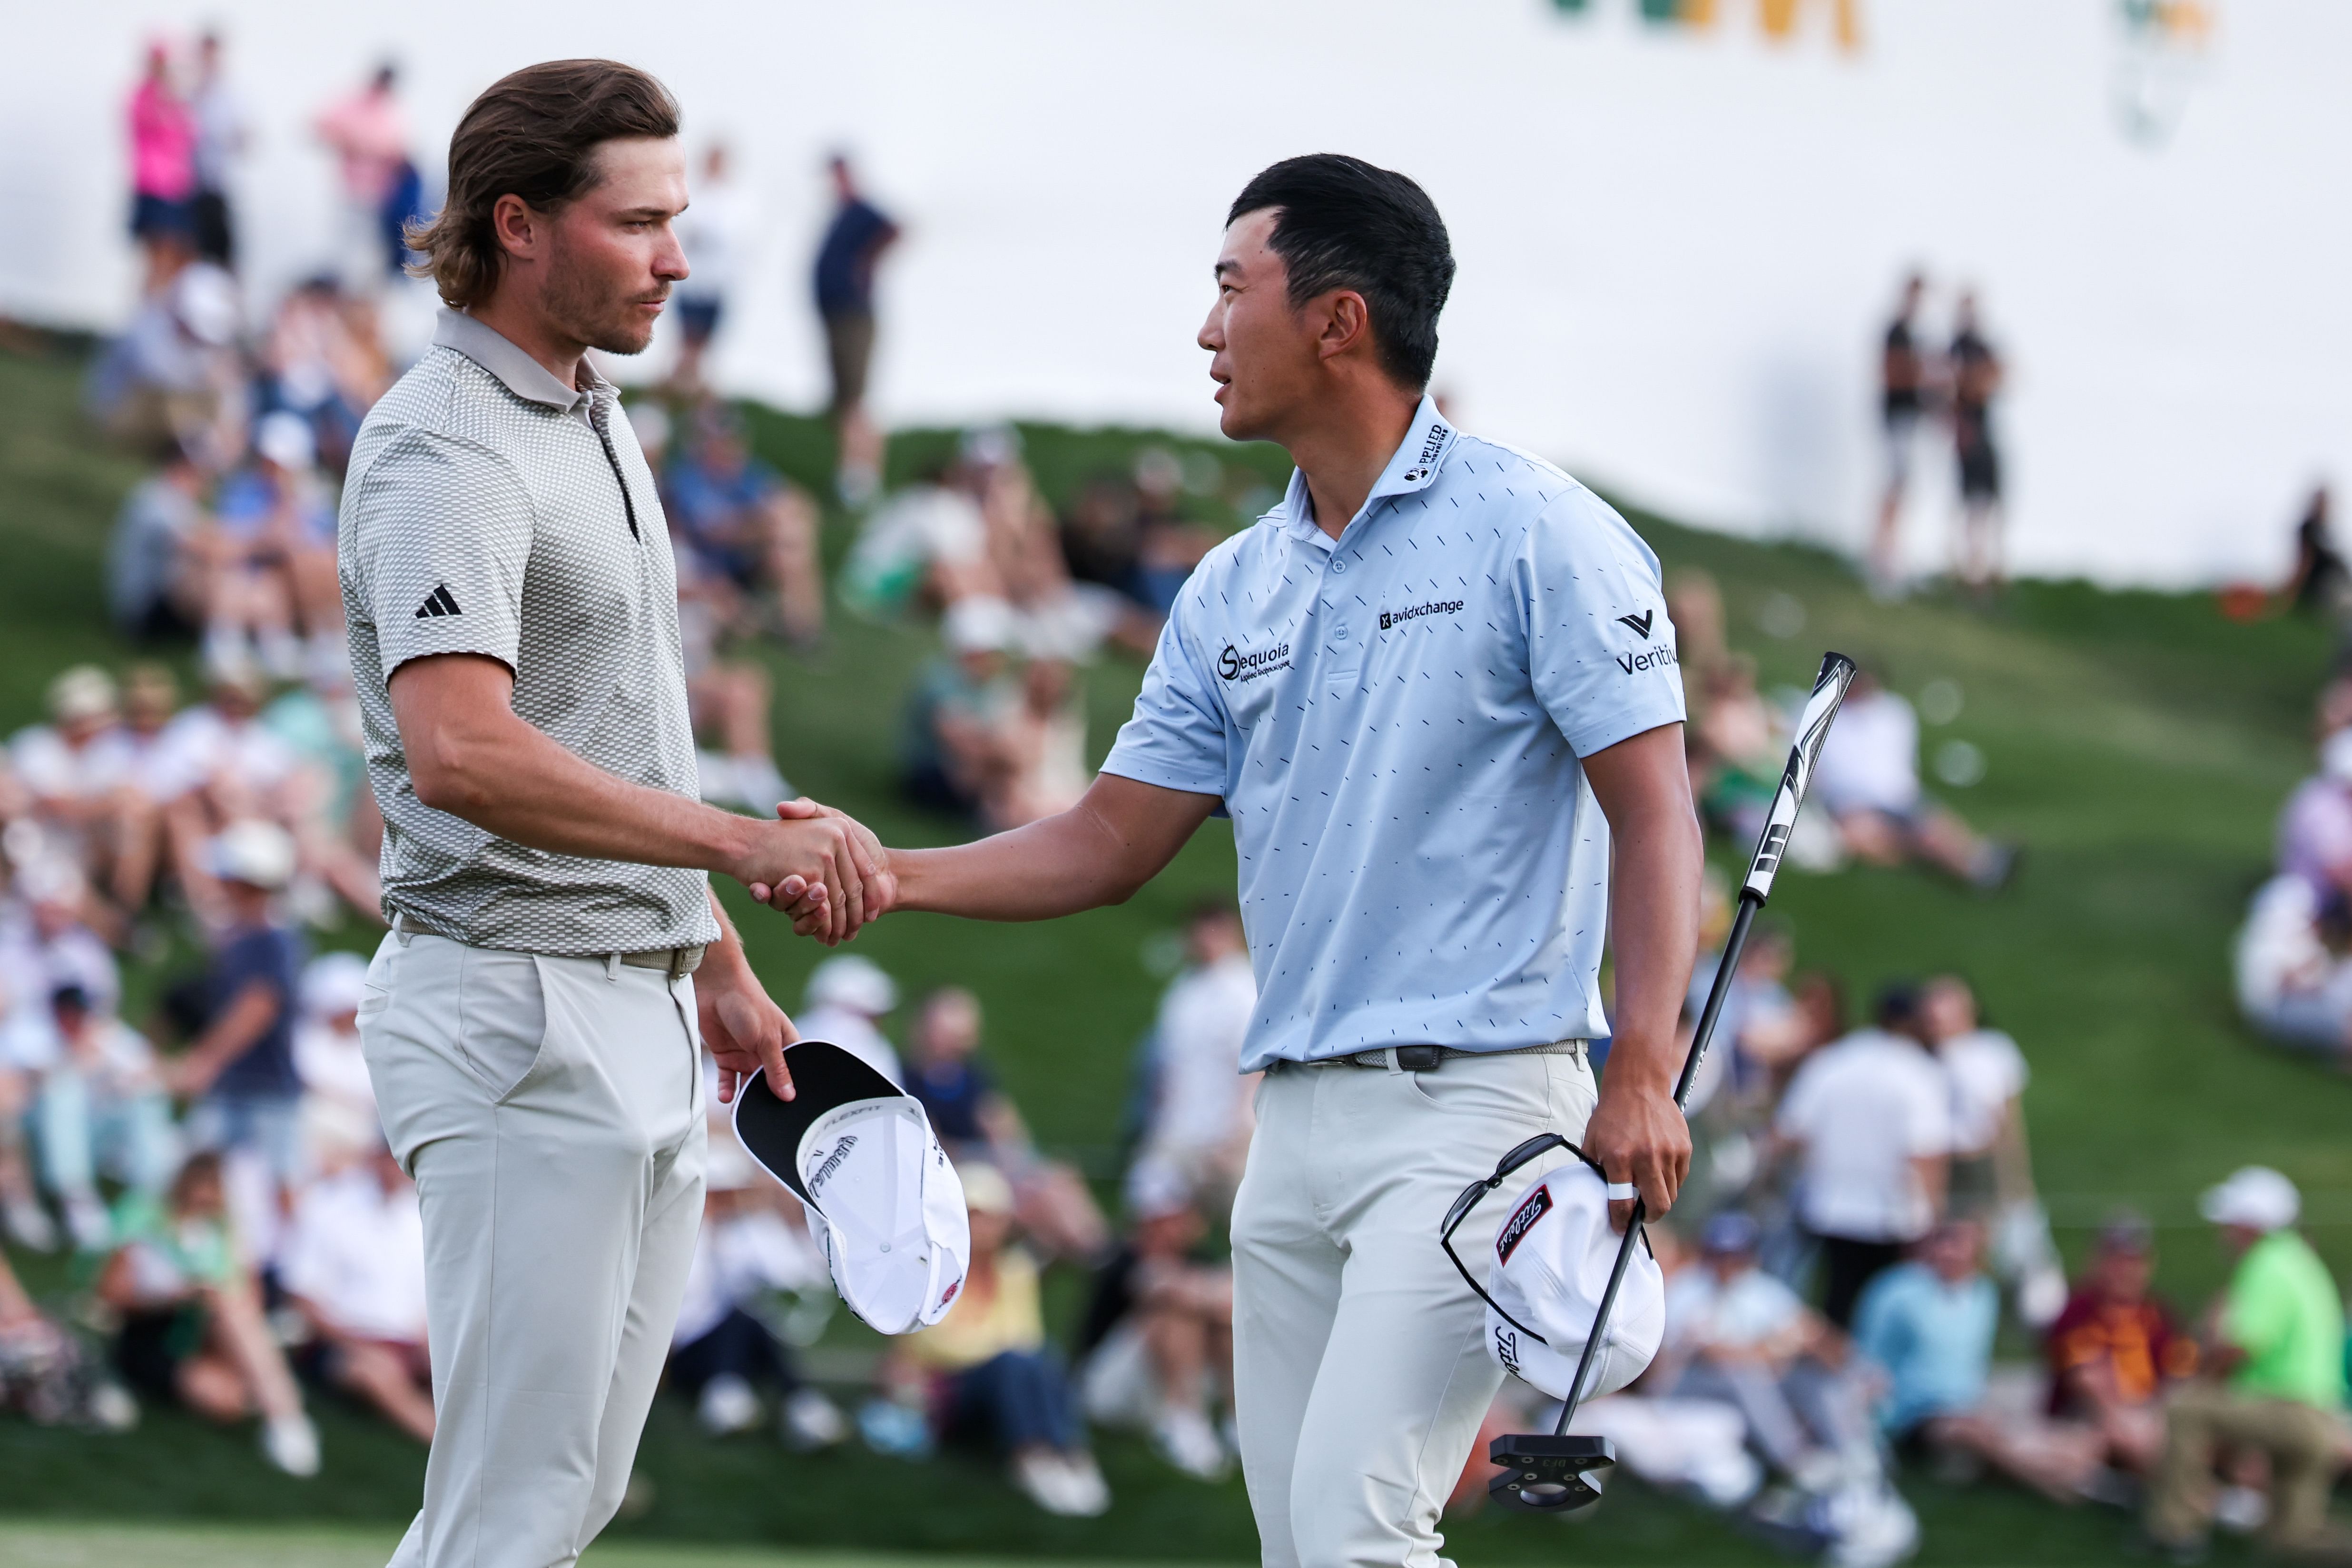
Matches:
[4,0,2343,587]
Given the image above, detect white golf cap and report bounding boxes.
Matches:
[805,954,898,1017]
[732,1041,969,1335]
[1482,1159,1665,1403]
[207,819,297,891]
[47,665,119,725]
[2200,1165,2300,1232]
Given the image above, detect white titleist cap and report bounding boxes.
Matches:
[1483,1158,1666,1403]
[2200,1165,2300,1233]
[733,1041,969,1335]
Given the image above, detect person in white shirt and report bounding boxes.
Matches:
[282,1142,433,1443]
[9,666,163,920]
[1808,667,2016,891]
[1659,1211,1883,1494]
[2234,874,2352,1061]
[669,142,747,391]
[1133,902,1258,1220]
[793,955,902,1085]
[1773,984,1954,1327]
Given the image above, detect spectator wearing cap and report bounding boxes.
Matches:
[2147,1168,2352,1560]
[904,987,1106,1262]
[890,1163,1109,1517]
[292,952,377,1164]
[1852,1220,2105,1502]
[281,1140,433,1443]
[1658,1210,1881,1495]
[1772,983,1955,1327]
[8,666,165,924]
[109,445,215,646]
[2043,1214,2194,1480]
[664,1134,844,1450]
[1074,1160,1236,1481]
[32,983,178,1252]
[795,955,902,1084]
[166,821,307,1222]
[1131,901,1258,1223]
[902,598,1021,820]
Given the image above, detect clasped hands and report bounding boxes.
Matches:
[733,798,895,945]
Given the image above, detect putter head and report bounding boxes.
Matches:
[1486,1432,1614,1512]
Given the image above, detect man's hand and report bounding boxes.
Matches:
[698,947,797,1105]
[1582,1072,1691,1233]
[745,799,896,944]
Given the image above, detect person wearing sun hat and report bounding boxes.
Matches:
[2146,1167,2351,1561]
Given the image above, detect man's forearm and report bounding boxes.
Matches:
[889,775,1217,923]
[1601,805,1704,1098]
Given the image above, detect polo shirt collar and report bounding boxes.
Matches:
[433,308,610,414]
[1279,395,1459,548]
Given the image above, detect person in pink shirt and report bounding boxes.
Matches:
[314,64,415,284]
[127,42,197,289]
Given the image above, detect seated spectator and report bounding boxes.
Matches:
[259,668,384,919]
[1808,666,2017,891]
[293,951,377,1161]
[85,241,247,470]
[33,984,178,1252]
[281,1140,432,1443]
[887,1164,1108,1517]
[663,407,824,647]
[990,657,1092,829]
[1690,654,1786,848]
[1125,446,1223,615]
[1772,984,1953,1327]
[902,597,1020,821]
[841,461,990,620]
[665,1135,844,1449]
[1852,1220,2102,1503]
[259,276,391,476]
[2045,1214,2194,1480]
[2274,730,2352,901]
[1131,901,1258,1221]
[8,666,160,924]
[904,987,1107,1262]
[1075,1162,1235,1480]
[97,1151,320,1476]
[1922,973,2066,1326]
[2146,1168,2352,1561]
[200,409,343,683]
[795,955,902,1084]
[165,823,306,1242]
[1658,1211,1882,1494]
[107,441,213,643]
[2233,873,2352,1062]
[1690,918,1817,1109]
[1059,473,1148,607]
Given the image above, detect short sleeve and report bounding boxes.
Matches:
[349,430,532,680]
[1517,487,1687,759]
[1904,1067,1955,1156]
[1099,599,1231,801]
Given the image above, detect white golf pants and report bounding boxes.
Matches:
[1231,1048,1596,1568]
[358,931,707,1568]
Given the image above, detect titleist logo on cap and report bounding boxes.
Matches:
[1496,1184,1553,1265]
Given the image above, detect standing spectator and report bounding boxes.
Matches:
[165,822,306,1235]
[1809,665,2018,890]
[1948,292,2007,595]
[904,987,1107,1262]
[2147,1168,2352,1561]
[313,64,412,286]
[812,154,899,508]
[795,955,902,1084]
[2285,486,2348,621]
[1075,1163,1235,1480]
[97,1151,319,1475]
[1852,1221,2103,1502]
[889,1164,1109,1516]
[1773,984,1953,1327]
[1132,901,1258,1220]
[281,1142,433,1443]
[1869,272,1929,598]
[126,41,198,292]
[188,31,245,270]
[33,984,178,1252]
[670,143,747,391]
[2044,1214,2194,1480]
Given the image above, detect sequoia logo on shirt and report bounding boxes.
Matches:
[1218,641,1292,684]
[1379,598,1466,632]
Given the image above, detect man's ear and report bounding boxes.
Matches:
[1315,289,1372,366]
[491,193,541,263]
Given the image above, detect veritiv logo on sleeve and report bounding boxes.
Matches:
[1614,607,1677,675]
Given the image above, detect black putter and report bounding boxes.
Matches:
[1446,651,1857,1513]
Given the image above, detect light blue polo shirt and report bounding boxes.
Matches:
[1101,398,1685,1069]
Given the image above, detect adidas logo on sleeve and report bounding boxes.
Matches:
[414,583,463,619]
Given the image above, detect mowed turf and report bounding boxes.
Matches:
[0,342,2339,1564]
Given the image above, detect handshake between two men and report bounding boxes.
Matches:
[734,796,898,946]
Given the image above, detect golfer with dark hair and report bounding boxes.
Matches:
[813,154,1703,1564]
[340,59,882,1566]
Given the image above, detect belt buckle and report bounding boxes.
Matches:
[1395,1045,1443,1072]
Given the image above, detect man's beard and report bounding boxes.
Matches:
[544,241,663,357]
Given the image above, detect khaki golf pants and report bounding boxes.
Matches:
[2147,1382,2347,1552]
[1231,1048,1596,1568]
[358,930,707,1568]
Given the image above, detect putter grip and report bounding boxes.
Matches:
[1740,652,1858,904]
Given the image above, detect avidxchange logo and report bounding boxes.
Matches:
[1379,598,1465,631]
[1217,641,1292,684]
